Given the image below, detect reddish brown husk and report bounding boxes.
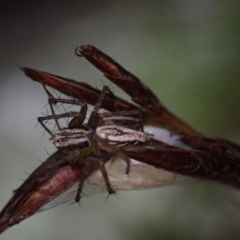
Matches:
[76,45,200,136]
[20,67,137,113]
[0,150,84,234]
[1,44,240,234]
[20,45,201,136]
[19,44,240,192]
[124,145,240,188]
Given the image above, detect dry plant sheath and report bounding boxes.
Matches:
[0,44,240,234]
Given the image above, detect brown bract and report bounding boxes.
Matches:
[1,44,240,234]
[0,150,83,233]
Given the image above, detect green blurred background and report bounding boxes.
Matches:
[1,1,240,239]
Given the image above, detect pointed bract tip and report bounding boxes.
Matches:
[18,65,26,71]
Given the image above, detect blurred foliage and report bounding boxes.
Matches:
[1,1,240,240]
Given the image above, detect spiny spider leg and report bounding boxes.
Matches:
[74,153,115,202]
[87,85,110,128]
[38,96,88,136]
[42,84,61,131]
[38,111,86,136]
[86,85,143,130]
[98,160,116,195]
[47,97,88,129]
[86,154,116,195]
[75,160,90,203]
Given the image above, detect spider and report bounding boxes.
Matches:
[38,85,149,202]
